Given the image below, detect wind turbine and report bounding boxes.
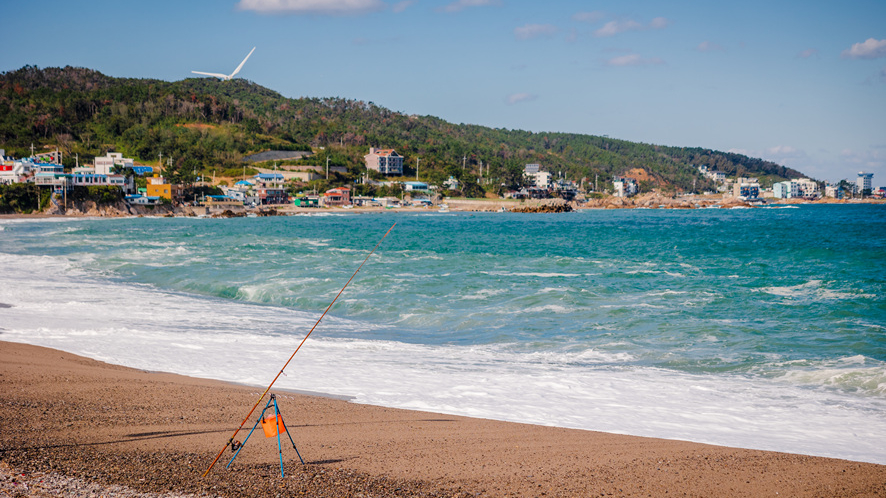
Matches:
[192,47,256,81]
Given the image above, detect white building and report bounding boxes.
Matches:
[824,185,844,199]
[534,171,552,188]
[773,178,819,199]
[94,152,134,175]
[773,181,797,198]
[34,172,72,191]
[364,148,404,175]
[613,176,638,197]
[857,172,873,194]
[125,194,162,205]
[403,181,429,191]
[698,165,727,183]
[523,164,551,188]
[71,173,133,192]
[0,159,32,184]
[796,178,819,199]
[222,188,247,203]
[35,163,63,174]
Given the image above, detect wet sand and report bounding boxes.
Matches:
[1,341,884,497]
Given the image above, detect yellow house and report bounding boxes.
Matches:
[146,175,182,201]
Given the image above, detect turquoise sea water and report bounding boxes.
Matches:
[1,205,885,463]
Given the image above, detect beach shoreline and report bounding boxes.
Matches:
[1,195,883,219]
[1,340,884,497]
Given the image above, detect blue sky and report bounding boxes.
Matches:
[3,0,885,183]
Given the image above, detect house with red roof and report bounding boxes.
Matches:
[321,186,351,207]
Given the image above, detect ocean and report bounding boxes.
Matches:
[1,205,884,464]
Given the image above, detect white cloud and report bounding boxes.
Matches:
[841,38,886,60]
[798,48,819,58]
[514,23,558,41]
[766,145,799,156]
[595,20,642,37]
[439,0,500,13]
[605,54,663,67]
[506,93,538,105]
[648,17,670,29]
[391,0,413,12]
[572,11,604,23]
[594,17,669,37]
[237,0,385,15]
[841,147,885,169]
[697,40,724,52]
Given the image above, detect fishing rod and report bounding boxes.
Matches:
[203,222,396,477]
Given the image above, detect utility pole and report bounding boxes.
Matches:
[30,143,35,158]
[326,157,329,180]
[159,153,163,173]
[416,157,420,181]
[462,155,466,170]
[595,174,598,192]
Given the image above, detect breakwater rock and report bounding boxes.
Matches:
[212,209,247,218]
[510,201,574,213]
[580,193,750,210]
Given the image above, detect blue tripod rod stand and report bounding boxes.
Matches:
[226,394,304,477]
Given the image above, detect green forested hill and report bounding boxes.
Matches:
[0,65,806,193]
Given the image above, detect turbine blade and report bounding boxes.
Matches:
[229,47,256,78]
[192,71,229,79]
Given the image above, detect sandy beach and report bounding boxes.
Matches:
[1,341,884,497]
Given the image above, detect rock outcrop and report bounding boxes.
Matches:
[510,199,574,213]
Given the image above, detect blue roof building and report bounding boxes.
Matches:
[254,173,285,182]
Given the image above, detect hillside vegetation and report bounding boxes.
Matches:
[0,66,806,193]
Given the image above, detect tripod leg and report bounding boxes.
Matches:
[273,397,285,477]
[227,412,263,469]
[227,398,274,469]
[277,412,305,465]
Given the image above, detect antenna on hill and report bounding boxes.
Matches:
[192,47,256,81]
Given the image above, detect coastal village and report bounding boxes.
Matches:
[0,146,882,216]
